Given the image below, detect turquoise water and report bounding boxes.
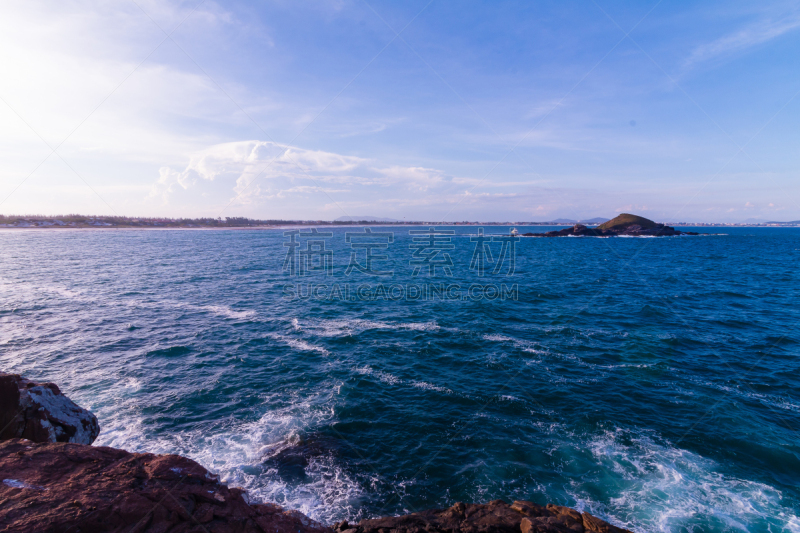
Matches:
[1,226,798,532]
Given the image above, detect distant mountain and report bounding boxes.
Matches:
[334,216,401,222]
[741,218,800,225]
[546,217,608,225]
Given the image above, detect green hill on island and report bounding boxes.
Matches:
[597,213,660,231]
[522,213,698,237]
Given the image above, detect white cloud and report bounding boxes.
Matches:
[0,0,288,215]
[150,140,459,207]
[686,13,800,67]
[374,166,449,192]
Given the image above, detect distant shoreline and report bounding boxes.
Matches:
[1,223,798,231]
[3,214,800,230]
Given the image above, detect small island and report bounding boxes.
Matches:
[522,213,699,237]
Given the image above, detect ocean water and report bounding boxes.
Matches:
[1,226,798,533]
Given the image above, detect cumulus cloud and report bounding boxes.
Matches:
[149,140,467,207]
[148,139,574,219]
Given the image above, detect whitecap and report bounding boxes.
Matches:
[124,377,142,390]
[284,339,330,356]
[301,319,439,337]
[482,333,548,355]
[482,334,515,342]
[199,305,257,320]
[410,381,453,394]
[266,334,330,356]
[0,279,89,302]
[353,365,400,385]
[567,428,798,533]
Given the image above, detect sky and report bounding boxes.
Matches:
[0,0,798,222]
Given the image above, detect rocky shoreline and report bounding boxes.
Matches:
[0,372,635,533]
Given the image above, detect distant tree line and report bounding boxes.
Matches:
[0,214,474,227]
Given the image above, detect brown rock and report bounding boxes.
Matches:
[546,505,583,526]
[581,512,631,533]
[350,500,630,533]
[510,501,550,518]
[0,372,100,444]
[0,438,332,533]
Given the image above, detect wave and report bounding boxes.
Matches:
[119,299,257,320]
[569,429,798,533]
[200,305,257,320]
[482,333,547,355]
[192,401,364,524]
[0,278,90,303]
[95,389,362,524]
[679,374,800,413]
[296,318,439,337]
[354,366,453,394]
[266,334,330,356]
[411,380,453,394]
[354,365,401,385]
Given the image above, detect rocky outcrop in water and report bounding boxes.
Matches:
[522,213,698,237]
[0,372,100,445]
[0,438,333,533]
[334,500,632,533]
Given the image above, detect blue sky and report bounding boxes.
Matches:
[1,0,798,222]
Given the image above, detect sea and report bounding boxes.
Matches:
[1,226,798,533]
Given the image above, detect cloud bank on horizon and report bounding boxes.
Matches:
[0,0,798,222]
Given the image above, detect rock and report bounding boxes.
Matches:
[337,500,632,533]
[0,372,100,445]
[521,213,698,238]
[581,513,629,533]
[0,438,333,533]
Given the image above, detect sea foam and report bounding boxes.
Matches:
[568,429,798,533]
